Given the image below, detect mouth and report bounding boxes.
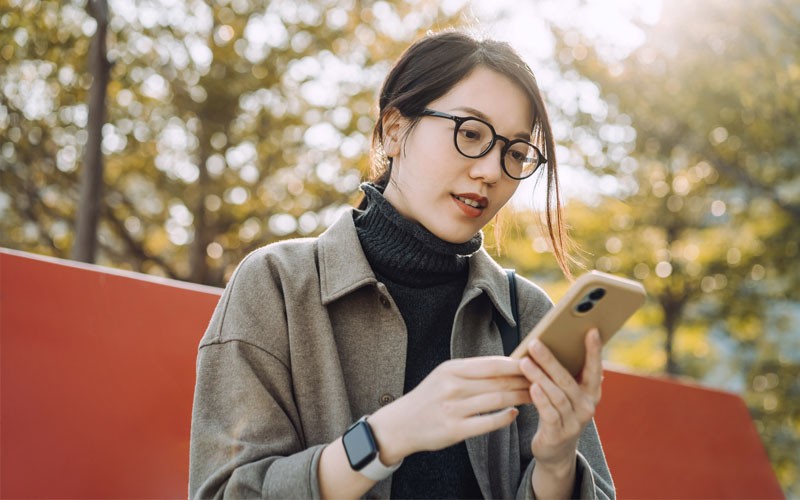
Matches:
[452,194,488,209]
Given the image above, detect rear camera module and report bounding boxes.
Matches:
[573,287,607,316]
[588,288,606,301]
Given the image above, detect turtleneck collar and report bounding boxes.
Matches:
[353,183,483,287]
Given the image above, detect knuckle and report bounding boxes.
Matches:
[554,375,571,390]
[541,408,559,424]
[438,361,456,374]
[552,392,568,409]
[441,380,459,397]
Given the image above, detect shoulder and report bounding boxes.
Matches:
[229,237,320,288]
[513,272,552,307]
[199,237,321,348]
[513,272,554,332]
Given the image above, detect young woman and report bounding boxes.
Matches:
[190,31,614,499]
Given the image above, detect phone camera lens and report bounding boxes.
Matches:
[589,288,606,301]
[576,301,594,313]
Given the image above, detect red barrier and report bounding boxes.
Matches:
[0,249,784,499]
[1,249,220,499]
[595,370,783,499]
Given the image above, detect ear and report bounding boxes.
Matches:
[381,108,406,157]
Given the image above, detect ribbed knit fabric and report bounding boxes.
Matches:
[355,183,482,287]
[354,183,484,499]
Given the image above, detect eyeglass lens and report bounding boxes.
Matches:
[455,118,539,179]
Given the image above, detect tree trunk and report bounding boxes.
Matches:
[663,303,680,375]
[188,139,211,284]
[72,0,110,263]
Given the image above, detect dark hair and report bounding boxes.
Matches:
[363,30,572,278]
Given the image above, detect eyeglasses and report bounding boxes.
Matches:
[420,109,546,180]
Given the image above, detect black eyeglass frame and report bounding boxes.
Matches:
[419,108,547,180]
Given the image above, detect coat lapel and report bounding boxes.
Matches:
[452,249,522,499]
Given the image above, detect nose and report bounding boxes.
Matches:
[468,139,504,184]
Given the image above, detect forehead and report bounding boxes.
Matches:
[427,66,534,135]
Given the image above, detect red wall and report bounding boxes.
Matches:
[0,249,784,499]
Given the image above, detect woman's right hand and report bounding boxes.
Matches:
[367,356,532,464]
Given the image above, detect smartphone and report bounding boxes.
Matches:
[509,271,646,378]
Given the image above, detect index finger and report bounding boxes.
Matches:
[447,356,524,379]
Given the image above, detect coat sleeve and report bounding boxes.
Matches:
[515,420,616,500]
[512,275,616,500]
[188,249,324,499]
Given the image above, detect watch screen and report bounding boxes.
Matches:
[343,421,377,470]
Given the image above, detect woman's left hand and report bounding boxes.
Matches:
[519,328,603,469]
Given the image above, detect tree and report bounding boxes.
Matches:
[525,0,800,493]
[72,0,110,262]
[1,0,469,286]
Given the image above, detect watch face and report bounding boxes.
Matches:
[343,421,378,470]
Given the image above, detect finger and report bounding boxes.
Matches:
[521,357,574,416]
[459,407,519,439]
[527,340,581,398]
[529,383,563,428]
[455,389,532,416]
[446,356,524,379]
[580,329,604,399]
[454,375,534,399]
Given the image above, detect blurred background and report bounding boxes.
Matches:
[1,0,797,495]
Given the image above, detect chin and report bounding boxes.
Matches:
[439,228,479,245]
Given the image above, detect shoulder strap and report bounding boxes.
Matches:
[495,269,520,356]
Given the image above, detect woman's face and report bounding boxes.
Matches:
[382,66,534,244]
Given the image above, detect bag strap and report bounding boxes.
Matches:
[495,269,520,356]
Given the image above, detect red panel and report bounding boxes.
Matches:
[595,370,784,499]
[0,248,784,498]
[1,250,221,499]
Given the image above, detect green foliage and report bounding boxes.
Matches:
[489,0,799,494]
[0,0,469,285]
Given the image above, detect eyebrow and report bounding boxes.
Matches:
[452,106,533,141]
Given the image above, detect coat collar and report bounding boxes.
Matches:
[316,209,516,328]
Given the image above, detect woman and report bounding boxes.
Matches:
[190,31,614,499]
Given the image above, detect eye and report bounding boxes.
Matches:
[508,150,527,163]
[458,126,483,142]
[507,143,533,165]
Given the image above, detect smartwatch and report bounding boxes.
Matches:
[342,415,403,481]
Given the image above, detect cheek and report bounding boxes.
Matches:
[497,182,519,207]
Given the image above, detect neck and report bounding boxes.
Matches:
[354,183,482,287]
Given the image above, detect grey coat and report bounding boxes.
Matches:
[189,210,615,499]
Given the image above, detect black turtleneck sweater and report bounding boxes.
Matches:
[353,183,484,500]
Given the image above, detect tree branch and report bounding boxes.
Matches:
[101,203,183,280]
[707,151,800,220]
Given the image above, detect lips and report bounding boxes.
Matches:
[453,193,488,209]
[452,193,488,218]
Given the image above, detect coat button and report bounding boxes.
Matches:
[379,295,391,308]
[379,393,395,405]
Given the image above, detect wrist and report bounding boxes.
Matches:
[367,406,410,465]
[531,453,578,499]
[535,452,577,480]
